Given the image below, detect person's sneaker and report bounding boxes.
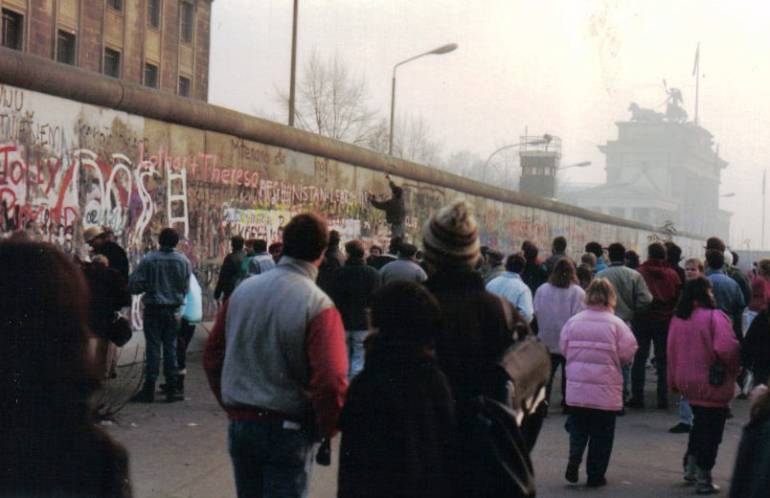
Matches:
[130,382,155,403]
[565,462,579,484]
[683,454,697,483]
[626,397,644,409]
[586,476,607,488]
[669,423,692,434]
[696,481,720,494]
[695,468,720,494]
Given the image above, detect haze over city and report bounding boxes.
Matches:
[210,0,770,248]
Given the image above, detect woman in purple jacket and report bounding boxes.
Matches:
[560,278,638,488]
[668,277,740,494]
[533,258,585,410]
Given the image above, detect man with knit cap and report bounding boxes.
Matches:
[423,200,523,402]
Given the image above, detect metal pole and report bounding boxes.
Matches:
[388,72,396,156]
[763,169,766,248]
[288,0,299,127]
[762,169,767,249]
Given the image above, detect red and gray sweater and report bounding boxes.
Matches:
[204,256,348,438]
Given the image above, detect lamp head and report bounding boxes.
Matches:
[430,43,458,55]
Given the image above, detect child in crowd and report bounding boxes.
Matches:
[560,278,638,487]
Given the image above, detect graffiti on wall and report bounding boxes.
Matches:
[0,83,703,319]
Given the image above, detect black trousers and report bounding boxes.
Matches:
[631,319,669,405]
[686,405,728,471]
[177,318,196,371]
[565,407,617,480]
[546,353,566,407]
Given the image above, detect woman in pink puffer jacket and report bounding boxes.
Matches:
[559,278,638,488]
[667,277,740,494]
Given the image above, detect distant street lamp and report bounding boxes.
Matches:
[388,43,458,156]
[720,192,736,198]
[558,161,592,170]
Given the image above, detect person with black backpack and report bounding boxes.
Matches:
[422,201,545,497]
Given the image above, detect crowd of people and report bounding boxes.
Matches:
[5,199,770,497]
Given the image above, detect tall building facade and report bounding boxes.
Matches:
[561,118,731,239]
[0,0,212,101]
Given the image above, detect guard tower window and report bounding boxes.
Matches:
[2,9,23,50]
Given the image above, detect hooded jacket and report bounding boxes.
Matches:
[338,335,455,498]
[667,307,740,407]
[559,307,638,411]
[635,259,681,322]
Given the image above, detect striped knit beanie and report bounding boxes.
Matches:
[422,200,481,269]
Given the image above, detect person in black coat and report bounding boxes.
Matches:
[213,235,245,301]
[338,280,455,498]
[743,310,770,384]
[329,240,381,378]
[730,386,770,498]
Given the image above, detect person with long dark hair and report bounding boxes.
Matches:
[338,281,455,498]
[0,240,132,497]
[533,258,585,410]
[667,277,740,494]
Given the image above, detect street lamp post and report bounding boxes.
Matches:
[388,43,458,156]
[288,0,299,127]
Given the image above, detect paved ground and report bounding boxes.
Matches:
[106,339,748,498]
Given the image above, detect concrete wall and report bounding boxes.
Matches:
[0,50,706,325]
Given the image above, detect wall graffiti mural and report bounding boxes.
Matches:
[0,83,703,322]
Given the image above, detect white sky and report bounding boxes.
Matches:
[209,0,770,248]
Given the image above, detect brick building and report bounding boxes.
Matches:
[1,0,212,101]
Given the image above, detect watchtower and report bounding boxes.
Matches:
[519,135,561,198]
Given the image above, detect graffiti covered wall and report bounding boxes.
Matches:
[0,83,700,318]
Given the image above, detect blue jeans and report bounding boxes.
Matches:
[347,329,368,379]
[678,396,694,425]
[143,306,180,384]
[228,419,315,498]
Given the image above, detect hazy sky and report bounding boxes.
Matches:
[209,0,770,248]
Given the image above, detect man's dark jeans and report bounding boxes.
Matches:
[228,419,315,498]
[686,406,728,471]
[143,306,180,384]
[565,407,617,480]
[631,319,670,406]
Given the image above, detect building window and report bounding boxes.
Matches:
[1,9,23,50]
[178,76,191,97]
[144,63,159,88]
[180,1,194,43]
[107,0,123,11]
[148,0,161,29]
[56,30,76,65]
[103,48,121,78]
